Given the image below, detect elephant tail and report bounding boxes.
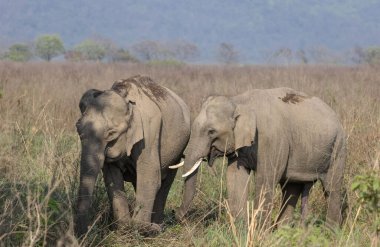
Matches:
[324,129,347,194]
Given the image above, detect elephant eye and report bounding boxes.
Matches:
[105,129,119,141]
[208,129,216,136]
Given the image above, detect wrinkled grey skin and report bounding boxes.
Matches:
[75,75,190,236]
[177,87,346,227]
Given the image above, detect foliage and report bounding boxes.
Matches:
[74,39,106,61]
[364,47,380,66]
[352,46,380,66]
[35,34,65,61]
[110,48,139,63]
[352,172,380,234]
[352,173,380,213]
[3,43,32,62]
[272,225,333,246]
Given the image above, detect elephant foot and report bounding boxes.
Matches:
[174,207,187,222]
[133,221,163,236]
[112,217,131,231]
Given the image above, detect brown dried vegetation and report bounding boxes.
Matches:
[0,62,379,246]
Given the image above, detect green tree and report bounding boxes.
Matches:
[4,43,32,62]
[74,40,106,61]
[364,47,380,66]
[35,34,64,61]
[110,48,138,63]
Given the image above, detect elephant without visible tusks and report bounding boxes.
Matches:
[175,87,346,228]
[74,75,190,236]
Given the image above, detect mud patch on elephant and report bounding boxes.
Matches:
[112,75,167,101]
[279,93,308,104]
[112,80,133,98]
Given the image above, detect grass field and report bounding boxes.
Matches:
[0,62,379,246]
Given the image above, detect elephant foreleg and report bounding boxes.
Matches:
[132,157,161,228]
[102,164,131,227]
[254,177,276,229]
[254,136,289,228]
[151,168,177,224]
[226,160,251,221]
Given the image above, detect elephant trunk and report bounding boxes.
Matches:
[75,138,105,237]
[176,156,201,220]
[176,139,209,220]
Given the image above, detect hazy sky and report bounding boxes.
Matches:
[1,0,380,62]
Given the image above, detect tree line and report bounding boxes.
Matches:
[0,34,241,64]
[1,34,380,65]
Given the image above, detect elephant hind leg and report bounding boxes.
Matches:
[301,182,313,225]
[321,134,346,228]
[151,168,177,224]
[276,182,302,226]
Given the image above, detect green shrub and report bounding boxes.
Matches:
[4,44,33,62]
[74,40,106,61]
[352,173,380,235]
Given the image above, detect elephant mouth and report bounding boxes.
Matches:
[105,156,119,163]
[208,146,236,166]
[104,146,126,162]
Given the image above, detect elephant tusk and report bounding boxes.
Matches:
[182,159,203,178]
[169,160,184,169]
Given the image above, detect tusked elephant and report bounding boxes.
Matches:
[74,75,190,236]
[174,87,346,228]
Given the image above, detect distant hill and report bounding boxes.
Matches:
[1,0,380,63]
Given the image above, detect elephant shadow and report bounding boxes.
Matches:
[169,206,219,227]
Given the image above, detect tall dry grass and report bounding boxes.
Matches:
[0,61,379,246]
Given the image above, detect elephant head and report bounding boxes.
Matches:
[175,96,256,219]
[74,88,143,236]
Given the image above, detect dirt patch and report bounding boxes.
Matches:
[279,93,308,104]
[112,75,167,101]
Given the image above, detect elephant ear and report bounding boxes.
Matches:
[233,105,257,151]
[125,102,144,156]
[79,89,103,114]
[125,83,142,104]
